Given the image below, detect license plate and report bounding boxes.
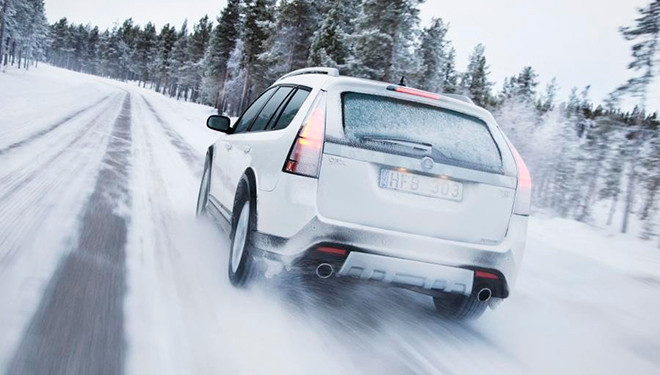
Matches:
[378,169,464,201]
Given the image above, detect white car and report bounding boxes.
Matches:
[196,67,531,319]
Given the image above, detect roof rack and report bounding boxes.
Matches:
[277,67,340,81]
[442,93,474,105]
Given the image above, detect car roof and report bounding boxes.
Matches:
[275,71,489,120]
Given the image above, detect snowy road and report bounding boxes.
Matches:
[1,65,660,375]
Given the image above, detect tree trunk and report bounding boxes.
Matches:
[621,161,636,234]
[0,0,8,67]
[239,62,252,113]
[577,158,603,222]
[24,45,30,70]
[607,194,618,226]
[216,68,230,114]
[10,40,15,65]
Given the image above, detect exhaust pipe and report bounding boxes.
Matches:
[477,288,492,302]
[315,263,334,279]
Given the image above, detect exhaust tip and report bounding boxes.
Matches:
[315,263,334,279]
[477,288,492,302]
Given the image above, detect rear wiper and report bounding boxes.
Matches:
[360,136,432,152]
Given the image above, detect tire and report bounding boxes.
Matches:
[228,177,257,287]
[433,293,488,320]
[196,153,211,216]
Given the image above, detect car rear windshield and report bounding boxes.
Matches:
[341,92,502,172]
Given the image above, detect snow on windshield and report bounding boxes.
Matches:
[342,92,502,171]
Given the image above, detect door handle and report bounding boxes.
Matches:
[241,145,251,153]
[224,143,232,150]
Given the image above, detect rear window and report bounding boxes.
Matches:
[341,92,502,172]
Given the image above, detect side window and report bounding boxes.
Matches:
[271,88,311,131]
[232,87,277,134]
[248,86,294,132]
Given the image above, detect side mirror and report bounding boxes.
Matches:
[207,115,231,133]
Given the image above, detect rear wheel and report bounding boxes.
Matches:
[228,178,257,287]
[433,293,488,320]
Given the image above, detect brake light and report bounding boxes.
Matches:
[386,85,441,100]
[475,270,499,280]
[283,92,327,178]
[509,143,532,215]
[317,246,347,256]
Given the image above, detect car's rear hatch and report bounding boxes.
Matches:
[316,89,517,245]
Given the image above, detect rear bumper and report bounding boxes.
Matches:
[338,252,474,295]
[251,213,528,295]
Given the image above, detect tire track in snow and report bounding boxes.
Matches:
[0,94,123,205]
[0,94,113,155]
[0,94,124,264]
[6,94,132,375]
[138,95,202,174]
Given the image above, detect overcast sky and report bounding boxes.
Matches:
[45,0,659,111]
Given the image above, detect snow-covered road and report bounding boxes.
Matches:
[1,65,660,375]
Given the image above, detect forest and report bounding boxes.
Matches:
[1,0,660,244]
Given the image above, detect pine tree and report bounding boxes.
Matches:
[258,0,319,84]
[185,15,212,102]
[153,24,177,94]
[512,66,539,104]
[350,0,423,82]
[308,0,350,70]
[462,44,493,107]
[0,0,9,66]
[201,0,241,110]
[239,0,276,111]
[538,77,559,113]
[621,106,648,233]
[617,0,660,109]
[168,20,189,98]
[117,18,140,80]
[441,46,459,93]
[0,0,48,70]
[416,18,449,92]
[134,22,157,86]
[222,39,247,115]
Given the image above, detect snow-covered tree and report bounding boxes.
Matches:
[133,22,157,85]
[616,0,660,109]
[308,0,350,71]
[258,0,319,84]
[461,44,493,107]
[183,15,212,102]
[538,77,559,113]
[238,0,276,111]
[201,0,241,110]
[0,0,48,70]
[168,20,189,98]
[350,0,423,82]
[441,46,459,93]
[151,24,176,93]
[416,17,450,92]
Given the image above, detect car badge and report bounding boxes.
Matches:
[421,156,434,170]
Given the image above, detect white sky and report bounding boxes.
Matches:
[45,0,659,111]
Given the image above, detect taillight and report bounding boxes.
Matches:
[283,92,327,178]
[509,143,532,215]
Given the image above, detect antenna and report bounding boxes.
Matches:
[399,76,407,86]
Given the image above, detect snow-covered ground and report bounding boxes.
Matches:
[1,64,659,375]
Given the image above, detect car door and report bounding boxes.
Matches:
[221,86,298,212]
[241,87,312,192]
[211,87,277,215]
